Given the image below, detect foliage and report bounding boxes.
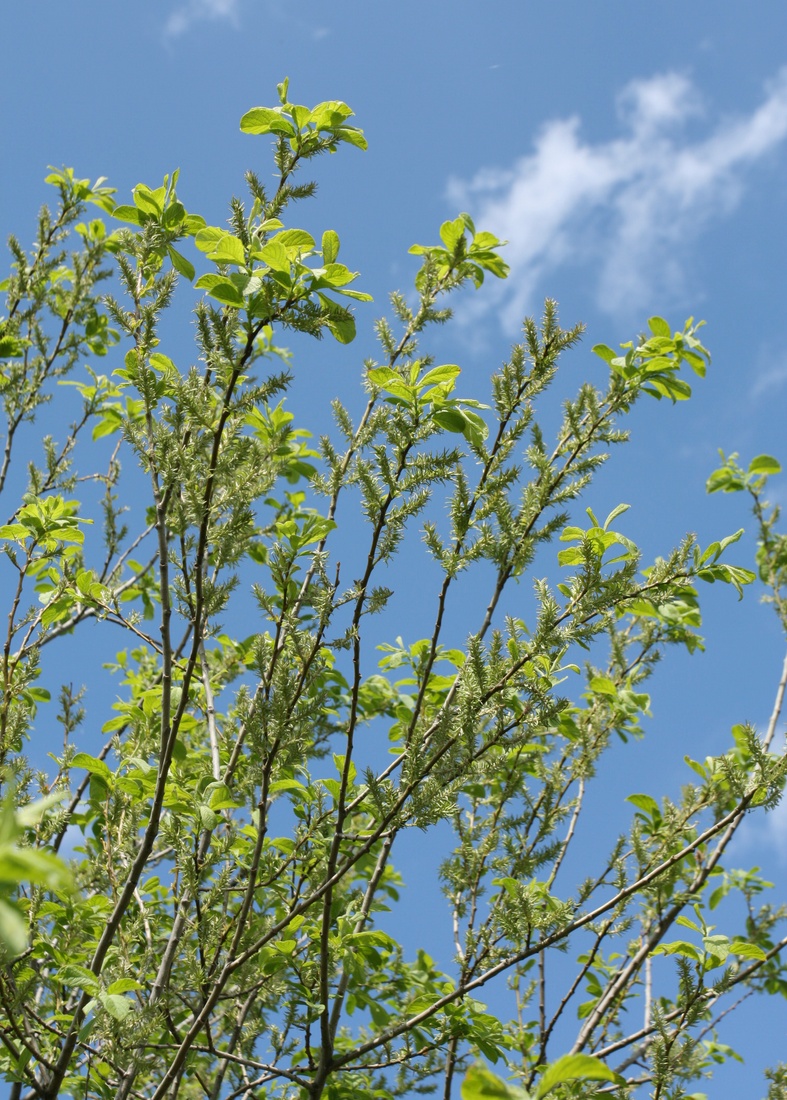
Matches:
[0,82,786,1100]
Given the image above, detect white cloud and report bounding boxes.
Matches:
[164,0,240,38]
[751,361,787,401]
[735,790,787,867]
[163,1,329,40]
[448,69,787,330]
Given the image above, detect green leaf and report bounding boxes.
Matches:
[472,230,501,249]
[208,784,241,810]
[748,454,781,476]
[168,245,195,282]
[14,791,64,828]
[255,240,291,272]
[325,314,356,344]
[535,1054,621,1097]
[100,992,132,1021]
[697,540,720,567]
[0,336,27,358]
[275,228,315,253]
[681,349,707,376]
[470,250,509,280]
[71,753,112,780]
[316,262,357,287]
[92,409,124,440]
[132,184,163,218]
[589,676,617,697]
[310,100,355,130]
[0,524,31,541]
[162,201,185,228]
[627,793,661,819]
[652,940,702,962]
[0,897,28,955]
[198,805,221,829]
[729,940,767,960]
[332,287,373,302]
[591,344,617,365]
[239,106,296,137]
[112,205,143,226]
[58,964,101,995]
[644,375,692,402]
[182,213,207,236]
[367,367,399,386]
[334,126,368,150]
[603,502,630,529]
[0,846,70,892]
[420,364,461,389]
[706,466,744,494]
[432,408,469,435]
[193,274,225,291]
[196,278,244,308]
[322,229,340,264]
[461,1065,530,1100]
[208,234,245,266]
[557,547,584,567]
[696,562,755,597]
[106,978,143,994]
[367,368,412,402]
[194,226,225,253]
[648,316,672,338]
[440,217,465,251]
[149,352,177,374]
[268,778,308,796]
[460,408,489,446]
[718,528,744,553]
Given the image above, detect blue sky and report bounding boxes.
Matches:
[3,1,787,1095]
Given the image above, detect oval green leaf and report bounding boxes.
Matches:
[535,1054,620,1098]
[748,454,781,476]
[322,229,340,264]
[239,107,296,137]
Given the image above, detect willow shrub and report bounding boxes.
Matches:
[1,81,786,1100]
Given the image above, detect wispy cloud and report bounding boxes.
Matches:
[164,0,240,39]
[448,69,787,330]
[751,361,787,401]
[736,788,787,866]
[163,0,330,40]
